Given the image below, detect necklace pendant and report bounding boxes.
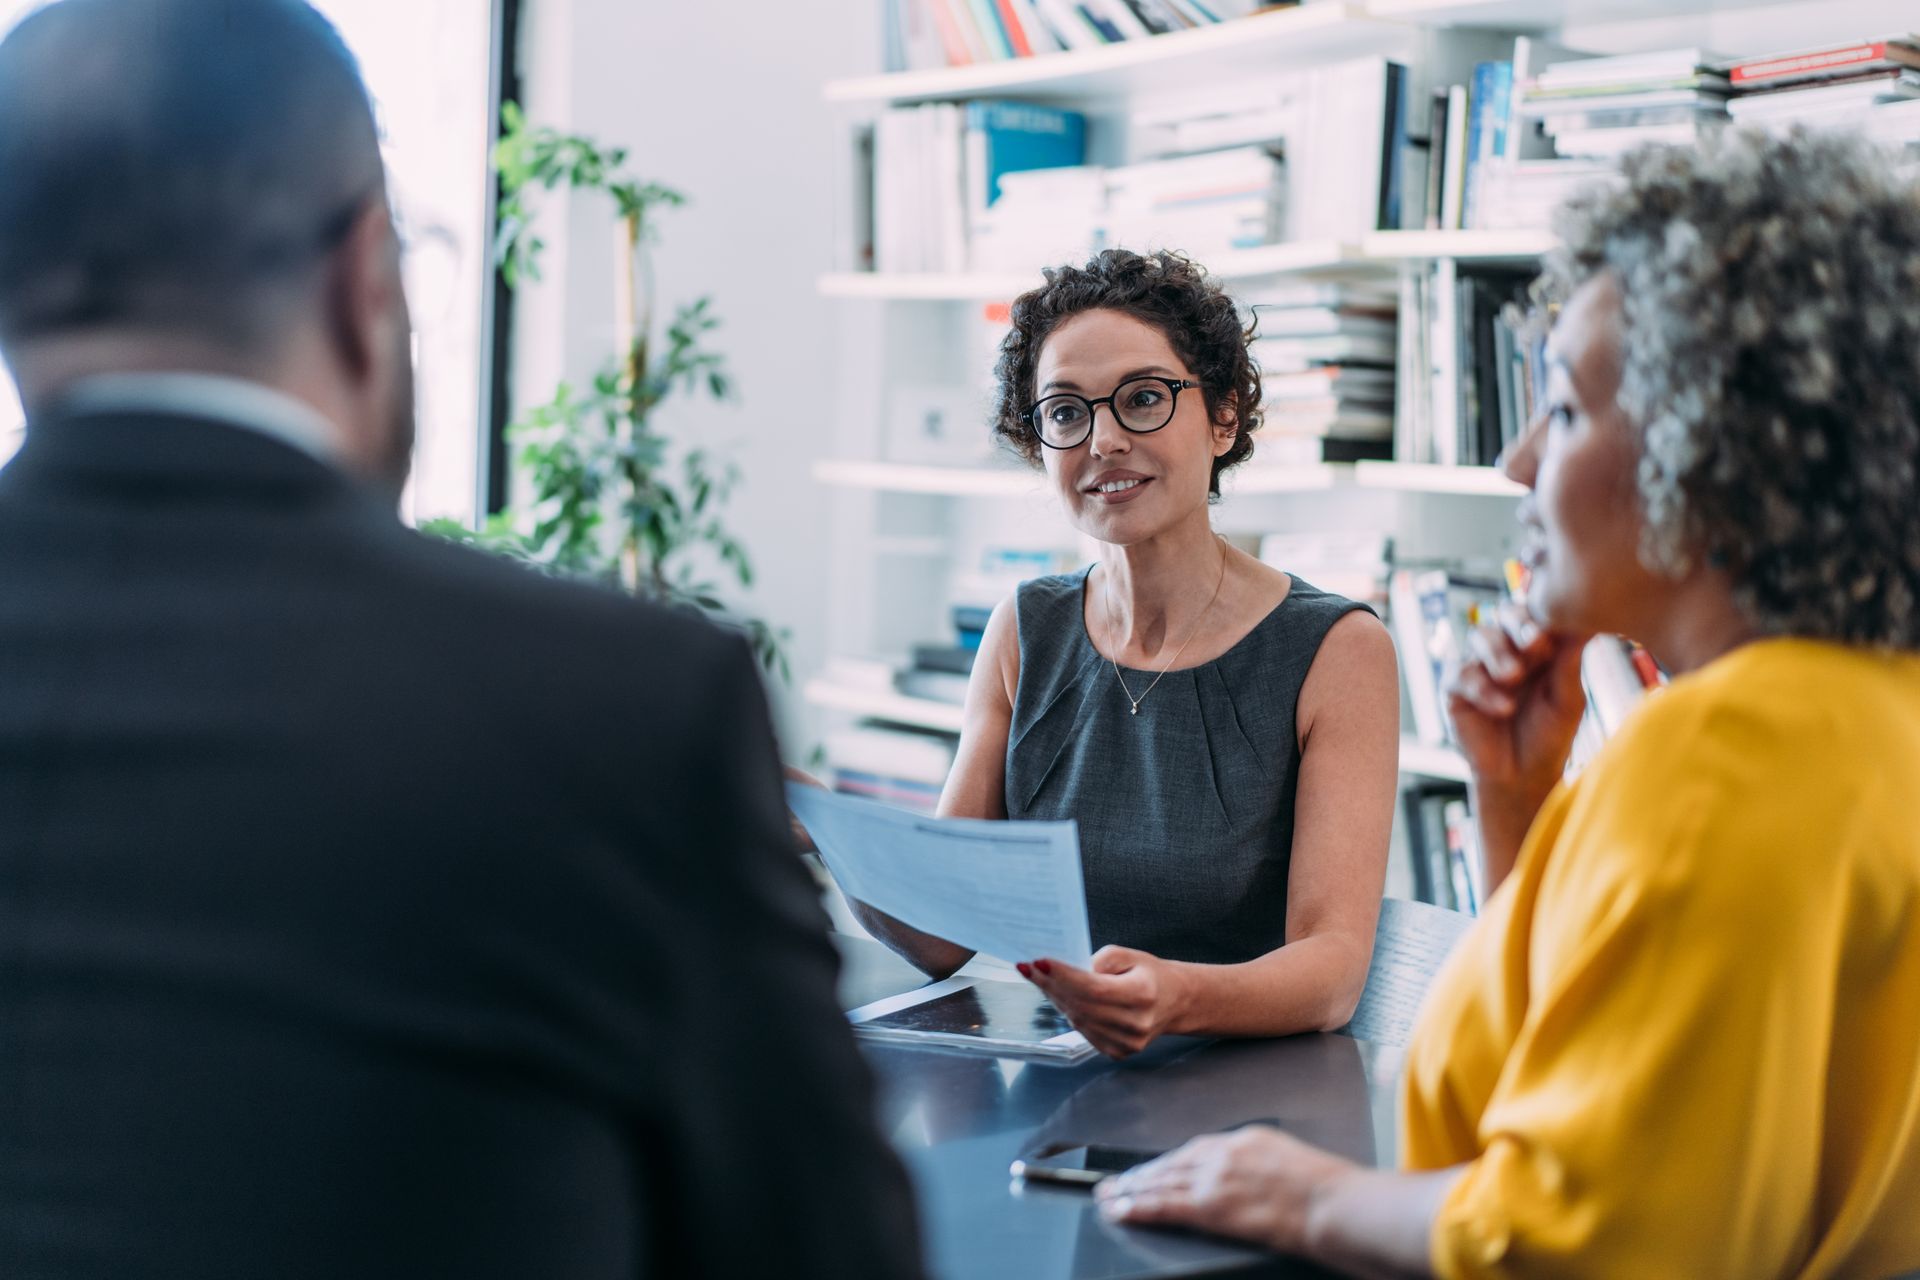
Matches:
[1130,703,1139,716]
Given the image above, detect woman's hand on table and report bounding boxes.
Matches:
[1094,1124,1358,1254]
[1018,945,1194,1059]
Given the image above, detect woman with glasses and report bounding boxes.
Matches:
[814,247,1402,1059]
[1095,130,1920,1277]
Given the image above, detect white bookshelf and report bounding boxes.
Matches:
[1399,737,1471,782]
[815,457,1524,499]
[803,679,967,734]
[818,231,1556,301]
[823,3,1413,105]
[812,0,1915,889]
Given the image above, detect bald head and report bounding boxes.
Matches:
[0,0,383,350]
[0,0,418,496]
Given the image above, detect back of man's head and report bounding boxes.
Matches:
[0,0,382,350]
[0,0,415,488]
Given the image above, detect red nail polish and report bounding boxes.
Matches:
[1036,960,1052,975]
[1017,962,1031,977]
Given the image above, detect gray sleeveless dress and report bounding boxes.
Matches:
[1005,568,1372,966]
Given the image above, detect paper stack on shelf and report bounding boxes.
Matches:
[827,726,957,812]
[1471,157,1615,231]
[970,166,1106,273]
[1256,530,1392,608]
[1103,146,1287,261]
[1726,36,1920,145]
[1243,281,1398,464]
[1131,82,1299,158]
[1519,47,1730,160]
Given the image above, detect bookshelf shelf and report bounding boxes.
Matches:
[814,458,1527,499]
[818,240,1380,302]
[1365,0,1738,31]
[823,4,1412,106]
[818,233,1559,303]
[804,679,967,734]
[1399,737,1470,782]
[1355,462,1524,497]
[813,459,1044,497]
[1364,228,1558,262]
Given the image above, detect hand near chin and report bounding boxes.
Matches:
[1444,601,1589,799]
[1095,1125,1355,1254]
[1018,945,1190,1059]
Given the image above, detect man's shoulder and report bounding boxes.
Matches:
[361,526,751,689]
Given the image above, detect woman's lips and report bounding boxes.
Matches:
[1088,477,1151,505]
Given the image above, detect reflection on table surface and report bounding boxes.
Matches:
[835,934,1405,1280]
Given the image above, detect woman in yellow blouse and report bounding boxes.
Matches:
[1095,129,1920,1278]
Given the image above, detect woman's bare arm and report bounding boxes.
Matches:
[1164,610,1400,1036]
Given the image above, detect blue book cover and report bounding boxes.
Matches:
[1075,3,1125,42]
[1462,60,1513,230]
[964,100,1088,218]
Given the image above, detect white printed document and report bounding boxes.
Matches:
[788,785,1092,966]
[1342,897,1476,1048]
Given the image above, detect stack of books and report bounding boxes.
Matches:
[1726,36,1920,145]
[1518,47,1730,160]
[1103,147,1287,263]
[1244,282,1397,464]
[871,100,1087,274]
[882,0,1277,74]
[1131,82,1297,158]
[826,726,957,813]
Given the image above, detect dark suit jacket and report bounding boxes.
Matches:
[0,407,924,1279]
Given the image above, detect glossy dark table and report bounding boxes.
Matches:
[836,934,1405,1280]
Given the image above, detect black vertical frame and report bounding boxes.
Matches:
[481,0,524,516]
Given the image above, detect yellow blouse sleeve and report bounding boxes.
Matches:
[1430,703,1860,1279]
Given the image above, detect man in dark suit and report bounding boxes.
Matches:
[0,2,923,1276]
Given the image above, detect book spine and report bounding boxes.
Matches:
[1075,2,1125,42]
[1004,0,1063,52]
[1031,0,1103,48]
[1732,42,1888,85]
[964,0,1015,58]
[991,0,1036,56]
[1377,61,1407,231]
[929,0,984,62]
[1422,89,1448,231]
[1440,83,1468,231]
[1088,0,1151,40]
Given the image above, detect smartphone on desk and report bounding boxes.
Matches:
[1010,1141,1163,1189]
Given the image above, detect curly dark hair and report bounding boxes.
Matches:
[1541,128,1920,649]
[991,248,1262,498]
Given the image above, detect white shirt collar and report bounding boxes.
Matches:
[56,373,343,467]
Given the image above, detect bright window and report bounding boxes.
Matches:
[0,0,499,526]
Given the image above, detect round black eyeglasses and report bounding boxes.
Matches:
[1025,376,1204,450]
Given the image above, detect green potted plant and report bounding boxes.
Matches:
[427,102,786,680]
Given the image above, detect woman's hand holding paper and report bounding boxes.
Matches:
[1018,945,1194,1060]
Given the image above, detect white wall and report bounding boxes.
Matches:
[513,0,879,753]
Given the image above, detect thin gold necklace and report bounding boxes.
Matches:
[1105,539,1229,716]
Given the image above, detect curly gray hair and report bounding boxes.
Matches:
[1540,127,1920,649]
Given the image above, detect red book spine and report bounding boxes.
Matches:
[993,0,1035,56]
[1731,42,1890,85]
